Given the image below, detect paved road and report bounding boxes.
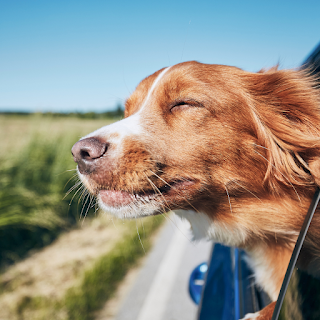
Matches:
[112,215,213,320]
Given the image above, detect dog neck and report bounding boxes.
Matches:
[174,209,248,246]
[175,209,294,300]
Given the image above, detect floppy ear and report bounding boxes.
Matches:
[244,68,320,191]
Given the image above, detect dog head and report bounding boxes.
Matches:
[72,61,320,245]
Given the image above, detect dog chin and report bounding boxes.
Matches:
[97,194,163,219]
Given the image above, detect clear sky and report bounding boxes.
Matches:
[1,0,320,113]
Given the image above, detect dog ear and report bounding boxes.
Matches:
[244,68,320,191]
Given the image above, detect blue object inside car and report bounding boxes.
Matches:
[189,262,208,305]
[189,244,270,320]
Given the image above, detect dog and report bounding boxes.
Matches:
[72,61,320,320]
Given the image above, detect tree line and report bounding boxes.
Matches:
[0,103,124,119]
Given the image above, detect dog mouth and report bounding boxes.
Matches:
[98,179,196,208]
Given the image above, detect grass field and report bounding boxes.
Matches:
[0,114,165,319]
[0,114,116,266]
[0,114,114,156]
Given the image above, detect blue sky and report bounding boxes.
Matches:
[1,0,320,112]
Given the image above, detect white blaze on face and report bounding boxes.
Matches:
[83,66,171,144]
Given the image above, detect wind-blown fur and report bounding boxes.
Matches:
[72,62,320,320]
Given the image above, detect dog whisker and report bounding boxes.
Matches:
[225,185,233,214]
[148,171,201,214]
[63,173,80,190]
[57,169,78,177]
[144,173,172,213]
[63,181,82,199]
[80,192,91,221]
[149,170,171,187]
[135,218,146,253]
[81,194,94,225]
[68,183,84,206]
[150,170,199,213]
[229,180,262,202]
[78,187,88,206]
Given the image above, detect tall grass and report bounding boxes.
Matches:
[0,131,86,266]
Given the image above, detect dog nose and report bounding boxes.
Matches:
[71,137,108,174]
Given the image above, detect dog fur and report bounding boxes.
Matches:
[72,61,320,319]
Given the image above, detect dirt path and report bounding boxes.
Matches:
[0,214,132,319]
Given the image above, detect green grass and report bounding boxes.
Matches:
[0,133,79,265]
[0,115,115,266]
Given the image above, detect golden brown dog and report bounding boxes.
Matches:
[72,61,320,319]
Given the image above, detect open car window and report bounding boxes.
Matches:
[272,188,320,320]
